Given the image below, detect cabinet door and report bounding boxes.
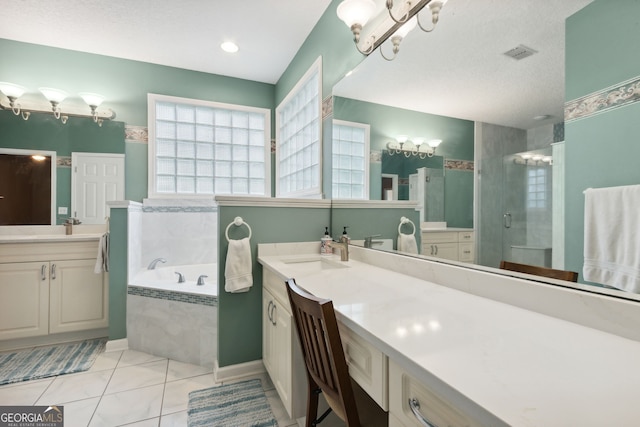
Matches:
[271,300,295,417]
[0,262,49,340]
[49,259,108,334]
[459,243,475,263]
[262,289,277,379]
[433,243,459,261]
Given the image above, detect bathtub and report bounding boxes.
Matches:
[130,263,217,297]
[127,263,218,368]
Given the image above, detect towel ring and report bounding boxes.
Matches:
[225,216,252,242]
[398,216,416,236]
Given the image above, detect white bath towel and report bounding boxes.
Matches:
[225,237,253,293]
[583,184,640,292]
[94,232,109,273]
[398,233,418,254]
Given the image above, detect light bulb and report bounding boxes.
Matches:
[0,82,26,99]
[78,92,105,108]
[428,139,442,148]
[337,0,377,28]
[39,87,68,104]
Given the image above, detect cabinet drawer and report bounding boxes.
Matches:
[389,359,482,427]
[338,323,388,411]
[458,231,474,242]
[458,243,474,263]
[421,232,458,244]
[263,268,289,308]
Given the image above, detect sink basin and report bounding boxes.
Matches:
[281,256,349,271]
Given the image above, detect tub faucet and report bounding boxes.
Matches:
[197,275,208,286]
[147,258,166,270]
[175,272,185,283]
[330,236,349,261]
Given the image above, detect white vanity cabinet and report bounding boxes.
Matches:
[389,359,482,427]
[0,240,108,342]
[262,269,306,420]
[421,230,475,263]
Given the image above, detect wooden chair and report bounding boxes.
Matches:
[285,278,361,427]
[499,260,579,282]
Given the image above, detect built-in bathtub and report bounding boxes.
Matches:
[126,263,218,368]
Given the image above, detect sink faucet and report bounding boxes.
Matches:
[330,236,349,261]
[364,234,383,248]
[147,258,166,270]
[197,275,208,286]
[175,272,185,283]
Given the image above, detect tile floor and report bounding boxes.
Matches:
[0,348,299,427]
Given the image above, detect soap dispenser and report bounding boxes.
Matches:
[321,227,333,256]
[341,226,351,244]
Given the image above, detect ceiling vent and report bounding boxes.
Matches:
[503,44,538,60]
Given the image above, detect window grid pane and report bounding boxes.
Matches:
[332,122,368,199]
[153,100,267,196]
[277,68,320,196]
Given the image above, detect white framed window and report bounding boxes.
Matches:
[332,120,370,199]
[275,57,322,198]
[148,94,271,198]
[527,167,547,209]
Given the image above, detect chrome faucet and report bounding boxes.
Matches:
[330,236,349,261]
[364,234,383,248]
[175,272,185,283]
[197,275,208,286]
[147,258,166,270]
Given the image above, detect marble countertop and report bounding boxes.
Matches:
[258,247,640,426]
[0,233,103,243]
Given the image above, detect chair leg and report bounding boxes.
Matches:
[305,382,320,427]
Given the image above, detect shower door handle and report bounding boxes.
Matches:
[503,212,512,229]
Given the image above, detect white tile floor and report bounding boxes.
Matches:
[0,348,299,427]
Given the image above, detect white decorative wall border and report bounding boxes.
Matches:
[565,75,640,122]
[322,95,333,119]
[57,156,71,167]
[125,125,148,143]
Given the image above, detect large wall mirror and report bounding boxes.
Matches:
[329,0,637,301]
[0,111,126,226]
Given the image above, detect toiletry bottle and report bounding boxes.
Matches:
[321,227,333,256]
[342,226,351,244]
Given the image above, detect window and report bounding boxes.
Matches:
[276,58,322,198]
[527,167,547,209]
[332,120,370,199]
[148,94,270,198]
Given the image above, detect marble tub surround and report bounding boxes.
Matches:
[258,243,640,426]
[126,198,217,281]
[126,294,217,369]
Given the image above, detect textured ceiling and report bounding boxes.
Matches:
[0,0,594,129]
[334,0,595,130]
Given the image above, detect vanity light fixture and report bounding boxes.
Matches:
[337,0,449,61]
[515,152,553,166]
[386,136,442,158]
[0,82,116,126]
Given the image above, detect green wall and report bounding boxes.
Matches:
[564,0,640,283]
[108,207,128,340]
[217,205,330,366]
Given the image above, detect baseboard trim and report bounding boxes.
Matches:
[214,359,265,382]
[105,338,129,353]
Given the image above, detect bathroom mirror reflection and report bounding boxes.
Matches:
[0,149,56,225]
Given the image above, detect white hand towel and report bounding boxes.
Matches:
[583,184,640,292]
[225,237,253,293]
[397,233,418,254]
[94,232,109,274]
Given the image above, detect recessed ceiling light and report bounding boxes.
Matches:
[221,42,239,53]
[533,114,552,121]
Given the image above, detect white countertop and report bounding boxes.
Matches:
[0,233,103,243]
[258,248,640,426]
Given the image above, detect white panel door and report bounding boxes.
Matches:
[72,153,124,224]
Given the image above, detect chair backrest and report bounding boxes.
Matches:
[285,278,360,426]
[499,260,579,282]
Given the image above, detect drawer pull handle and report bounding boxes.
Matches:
[41,264,47,281]
[267,301,273,322]
[271,303,277,326]
[409,398,438,427]
[51,264,56,280]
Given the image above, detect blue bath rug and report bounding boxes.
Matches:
[188,379,277,427]
[0,338,106,385]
